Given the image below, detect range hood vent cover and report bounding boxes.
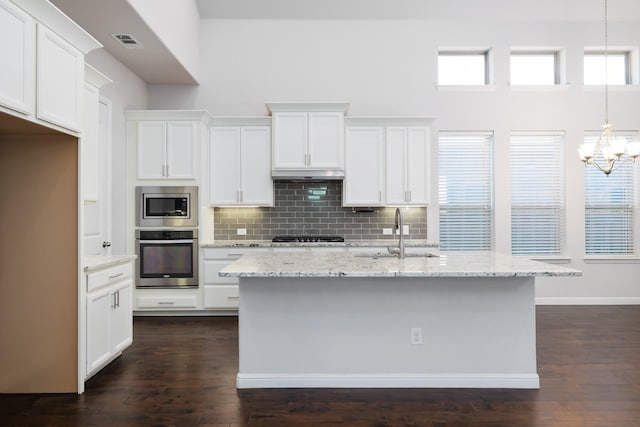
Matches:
[271,169,344,181]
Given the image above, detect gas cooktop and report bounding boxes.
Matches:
[271,235,345,243]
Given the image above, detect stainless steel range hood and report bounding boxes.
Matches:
[271,169,344,180]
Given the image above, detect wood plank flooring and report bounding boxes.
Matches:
[1,306,640,426]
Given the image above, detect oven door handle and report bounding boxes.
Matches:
[137,240,196,244]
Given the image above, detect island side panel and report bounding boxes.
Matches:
[237,276,538,389]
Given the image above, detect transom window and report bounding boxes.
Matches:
[438,51,490,85]
[584,51,630,85]
[510,52,559,85]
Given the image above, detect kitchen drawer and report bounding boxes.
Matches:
[203,247,265,259]
[87,263,132,293]
[203,285,239,309]
[136,295,197,309]
[204,260,239,284]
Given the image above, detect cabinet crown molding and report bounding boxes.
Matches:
[125,109,211,122]
[84,64,112,89]
[265,102,350,114]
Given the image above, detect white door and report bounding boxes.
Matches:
[137,121,166,179]
[272,112,307,169]
[0,0,34,115]
[112,280,133,353]
[166,121,197,179]
[385,127,409,205]
[86,286,114,373]
[406,127,430,205]
[84,98,112,255]
[344,127,384,206]
[210,126,241,205]
[307,112,344,169]
[36,24,83,132]
[241,126,273,205]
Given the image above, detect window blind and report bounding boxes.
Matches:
[584,134,638,255]
[510,133,565,255]
[439,132,493,251]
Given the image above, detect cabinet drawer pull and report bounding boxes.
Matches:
[227,254,243,257]
[227,296,240,300]
[157,301,175,305]
[109,273,124,280]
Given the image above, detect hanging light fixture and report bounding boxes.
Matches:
[578,0,640,175]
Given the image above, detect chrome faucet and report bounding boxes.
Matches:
[388,207,405,258]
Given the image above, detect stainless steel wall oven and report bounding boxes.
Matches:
[135,229,198,288]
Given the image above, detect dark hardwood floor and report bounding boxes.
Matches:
[1,306,640,427]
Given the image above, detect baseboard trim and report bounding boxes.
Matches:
[536,297,640,305]
[236,373,540,389]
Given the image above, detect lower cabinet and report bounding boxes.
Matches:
[202,248,267,310]
[85,261,133,378]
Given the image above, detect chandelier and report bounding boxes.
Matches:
[578,0,640,175]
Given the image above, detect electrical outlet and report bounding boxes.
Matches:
[382,228,392,235]
[237,228,247,235]
[403,225,410,235]
[411,327,422,345]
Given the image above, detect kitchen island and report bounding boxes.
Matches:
[220,251,580,389]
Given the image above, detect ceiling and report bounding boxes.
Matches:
[50,0,640,85]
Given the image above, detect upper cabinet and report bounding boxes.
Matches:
[343,126,384,206]
[210,125,273,206]
[137,121,198,180]
[36,24,84,132]
[0,0,35,116]
[385,126,430,205]
[267,102,349,176]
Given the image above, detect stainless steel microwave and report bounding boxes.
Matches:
[136,186,198,227]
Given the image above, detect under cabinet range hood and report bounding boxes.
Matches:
[271,169,344,180]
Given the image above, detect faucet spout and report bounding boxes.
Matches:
[387,208,405,258]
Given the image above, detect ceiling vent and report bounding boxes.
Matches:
[111,33,143,49]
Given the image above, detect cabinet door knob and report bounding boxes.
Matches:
[102,241,112,248]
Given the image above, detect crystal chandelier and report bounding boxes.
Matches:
[578,0,640,175]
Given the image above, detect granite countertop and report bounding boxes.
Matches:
[219,251,581,278]
[201,239,439,248]
[83,255,137,272]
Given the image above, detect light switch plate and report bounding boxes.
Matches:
[382,228,392,235]
[403,225,409,235]
[237,228,247,235]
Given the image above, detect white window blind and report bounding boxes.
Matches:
[510,133,565,255]
[439,132,494,251]
[584,133,638,255]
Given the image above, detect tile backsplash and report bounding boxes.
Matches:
[213,181,427,241]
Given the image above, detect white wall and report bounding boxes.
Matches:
[85,48,148,255]
[128,0,201,82]
[147,18,640,303]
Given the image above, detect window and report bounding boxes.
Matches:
[510,133,565,255]
[584,134,638,255]
[584,51,630,85]
[439,132,494,250]
[510,51,560,85]
[438,50,490,85]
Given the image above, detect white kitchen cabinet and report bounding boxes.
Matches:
[385,126,430,205]
[82,83,100,201]
[36,24,83,132]
[272,111,344,171]
[210,126,273,206]
[202,248,267,310]
[137,121,197,180]
[343,126,384,206]
[0,0,35,116]
[85,261,133,377]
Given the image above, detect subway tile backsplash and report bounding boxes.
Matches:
[213,181,427,241]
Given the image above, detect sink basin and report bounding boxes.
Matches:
[354,252,439,258]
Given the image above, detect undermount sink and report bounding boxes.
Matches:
[354,252,439,258]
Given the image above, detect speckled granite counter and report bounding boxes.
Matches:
[202,239,439,248]
[83,255,137,272]
[230,251,580,390]
[220,251,580,278]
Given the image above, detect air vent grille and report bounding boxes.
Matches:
[111,33,143,49]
